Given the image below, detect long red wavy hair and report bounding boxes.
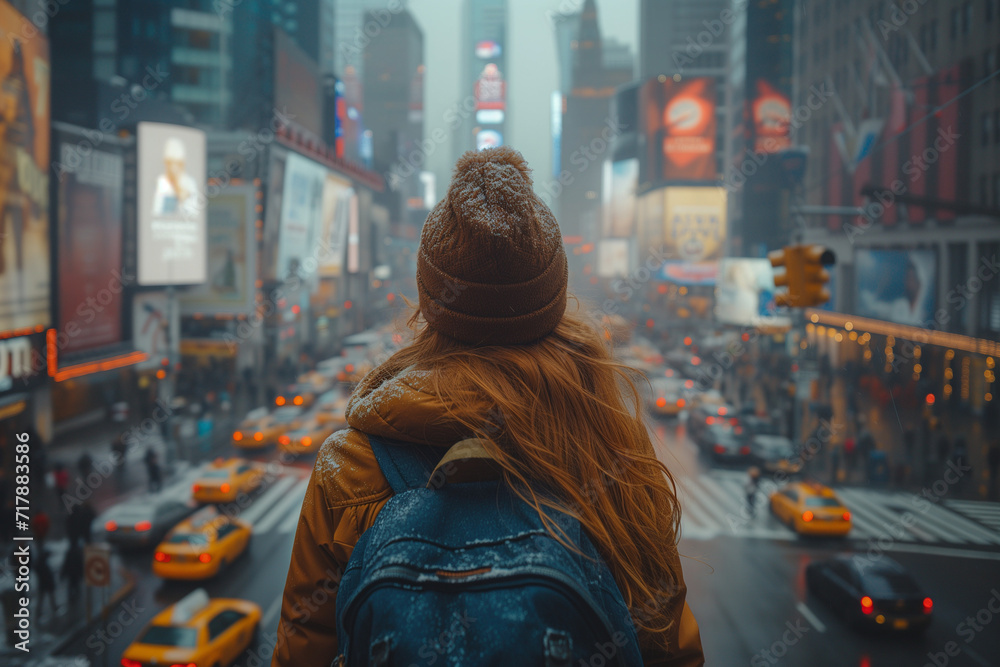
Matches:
[351,297,683,649]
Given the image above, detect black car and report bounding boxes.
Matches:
[749,435,803,475]
[806,555,933,633]
[691,423,750,463]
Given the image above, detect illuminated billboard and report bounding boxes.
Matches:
[476,130,503,150]
[277,153,326,283]
[716,258,792,328]
[855,249,937,327]
[749,79,791,154]
[55,135,124,354]
[317,173,354,278]
[137,122,207,285]
[640,77,717,183]
[475,64,506,111]
[180,184,257,316]
[604,158,638,238]
[597,239,630,278]
[0,4,50,332]
[640,187,727,261]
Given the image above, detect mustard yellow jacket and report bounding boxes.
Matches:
[273,368,705,666]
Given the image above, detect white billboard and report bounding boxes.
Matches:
[137,122,207,285]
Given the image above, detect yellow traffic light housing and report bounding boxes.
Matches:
[770,245,835,308]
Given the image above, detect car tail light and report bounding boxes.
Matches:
[233,431,243,441]
[293,395,304,406]
[275,396,286,406]
[861,596,874,614]
[842,511,852,521]
[684,379,694,389]
[105,521,118,532]
[192,484,201,493]
[345,364,355,373]
[301,437,312,447]
[220,483,231,494]
[801,511,814,522]
[923,597,933,613]
[706,416,716,425]
[656,397,667,408]
[198,553,212,563]
[730,418,739,425]
[135,521,152,532]
[718,406,727,416]
[254,432,263,441]
[121,659,142,667]
[154,552,171,563]
[169,663,197,667]
[713,444,726,454]
[739,446,750,455]
[690,356,701,366]
[676,398,686,408]
[278,435,291,446]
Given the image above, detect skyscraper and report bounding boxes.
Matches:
[455,0,508,162]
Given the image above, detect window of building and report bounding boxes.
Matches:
[983,113,993,146]
[951,8,961,39]
[964,2,973,34]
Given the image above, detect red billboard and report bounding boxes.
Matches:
[55,130,124,354]
[640,77,717,184]
[749,79,792,154]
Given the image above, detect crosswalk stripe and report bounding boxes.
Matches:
[919,500,1000,546]
[682,476,737,533]
[696,475,745,534]
[277,505,301,535]
[240,476,297,524]
[837,489,935,542]
[255,480,308,533]
[892,494,987,544]
[675,478,722,533]
[843,512,882,540]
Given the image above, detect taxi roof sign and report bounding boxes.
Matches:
[170,588,210,624]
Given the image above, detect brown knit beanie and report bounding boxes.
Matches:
[417,147,568,346]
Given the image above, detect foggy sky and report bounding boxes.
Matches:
[407,0,637,203]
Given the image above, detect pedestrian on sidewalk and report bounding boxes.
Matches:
[34,548,56,621]
[60,540,84,607]
[145,447,162,492]
[67,501,95,545]
[951,438,970,497]
[745,467,761,518]
[53,463,70,497]
[31,510,50,545]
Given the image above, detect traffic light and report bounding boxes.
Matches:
[769,245,835,308]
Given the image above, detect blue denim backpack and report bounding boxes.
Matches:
[332,436,645,666]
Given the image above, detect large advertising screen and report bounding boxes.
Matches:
[0,5,50,332]
[261,149,287,282]
[180,184,256,315]
[56,137,124,354]
[640,77,716,184]
[604,158,638,238]
[638,187,727,262]
[277,153,326,283]
[317,173,354,278]
[137,122,207,286]
[749,79,792,155]
[855,249,937,327]
[597,239,631,278]
[716,258,792,328]
[133,291,179,371]
[475,63,506,111]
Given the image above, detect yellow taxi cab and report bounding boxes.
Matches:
[278,417,330,456]
[192,458,266,504]
[121,588,259,667]
[152,506,252,580]
[232,406,303,448]
[769,481,852,537]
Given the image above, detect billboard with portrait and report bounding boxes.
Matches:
[276,153,326,283]
[640,77,716,184]
[604,158,638,238]
[716,258,792,328]
[55,133,124,354]
[179,184,256,315]
[137,122,207,286]
[317,173,354,278]
[641,187,726,262]
[855,249,937,327]
[133,291,180,371]
[0,3,50,332]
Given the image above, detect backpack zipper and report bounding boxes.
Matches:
[342,563,630,666]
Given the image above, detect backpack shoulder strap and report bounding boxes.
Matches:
[367,435,504,492]
[366,434,443,492]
